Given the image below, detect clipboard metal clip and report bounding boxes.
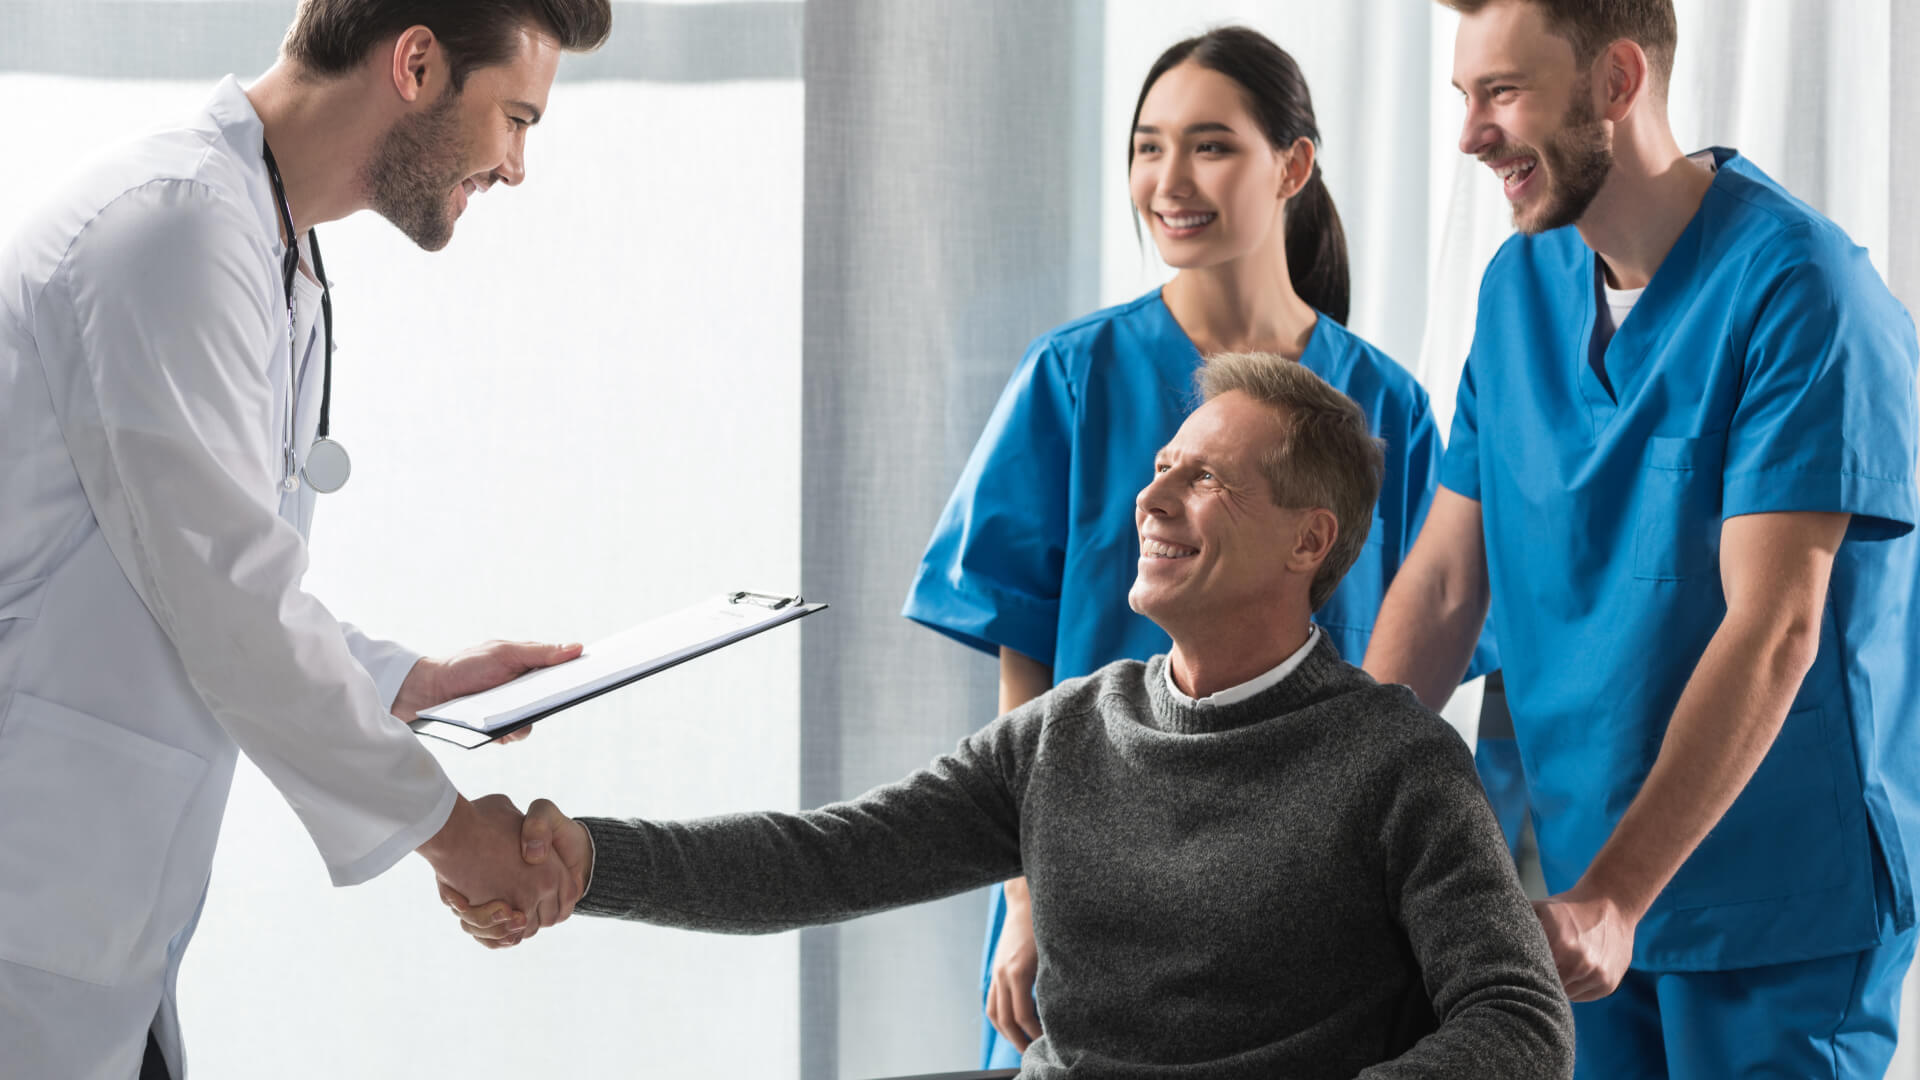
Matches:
[729,590,801,610]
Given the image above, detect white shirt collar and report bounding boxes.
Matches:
[1163,625,1320,708]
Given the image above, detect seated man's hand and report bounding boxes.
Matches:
[987,878,1043,1051]
[420,794,580,946]
[392,639,585,731]
[442,798,594,948]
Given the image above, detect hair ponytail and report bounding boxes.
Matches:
[1284,165,1350,325]
[1131,26,1353,324]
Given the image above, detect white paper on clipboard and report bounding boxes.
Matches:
[408,591,825,747]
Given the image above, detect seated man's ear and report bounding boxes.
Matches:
[1286,507,1340,575]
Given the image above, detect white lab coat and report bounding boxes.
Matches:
[0,78,458,1080]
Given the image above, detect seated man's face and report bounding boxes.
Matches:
[1128,391,1313,630]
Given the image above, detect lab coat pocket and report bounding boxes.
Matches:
[1633,434,1725,581]
[0,692,206,986]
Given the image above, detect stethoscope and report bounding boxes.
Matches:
[262,139,351,494]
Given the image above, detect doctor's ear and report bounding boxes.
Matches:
[387,25,445,104]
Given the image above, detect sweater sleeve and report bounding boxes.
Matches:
[1360,712,1575,1079]
[570,705,1037,933]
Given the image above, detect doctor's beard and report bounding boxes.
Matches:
[1510,84,1613,236]
[362,88,469,253]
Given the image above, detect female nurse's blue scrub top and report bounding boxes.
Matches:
[1442,148,1920,972]
[905,288,1497,685]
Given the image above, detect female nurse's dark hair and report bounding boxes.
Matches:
[1129,26,1351,325]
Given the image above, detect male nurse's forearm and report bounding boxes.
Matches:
[1569,612,1814,919]
[1571,511,1848,920]
[1362,488,1491,711]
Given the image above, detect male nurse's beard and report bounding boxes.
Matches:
[363,89,467,253]
[1520,90,1613,235]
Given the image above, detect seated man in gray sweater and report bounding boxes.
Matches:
[444,352,1575,1078]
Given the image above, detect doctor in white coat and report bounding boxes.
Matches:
[0,2,614,1077]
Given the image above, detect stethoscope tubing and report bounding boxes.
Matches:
[261,139,347,494]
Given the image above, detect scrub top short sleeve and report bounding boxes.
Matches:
[1721,227,1920,538]
[904,339,1076,667]
[1440,328,1485,502]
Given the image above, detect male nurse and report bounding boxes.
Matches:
[0,3,611,1078]
[1364,1,1920,1076]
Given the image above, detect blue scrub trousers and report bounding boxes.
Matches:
[1474,671,1531,860]
[1572,928,1914,1079]
[1574,848,1915,1079]
[1475,738,1530,859]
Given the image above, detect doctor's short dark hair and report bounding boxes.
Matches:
[1437,0,1678,96]
[284,0,613,90]
[1198,353,1384,612]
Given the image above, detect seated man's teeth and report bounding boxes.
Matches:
[1143,539,1195,558]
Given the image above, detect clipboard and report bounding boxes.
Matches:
[409,591,826,748]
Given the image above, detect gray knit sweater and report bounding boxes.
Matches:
[576,638,1574,1078]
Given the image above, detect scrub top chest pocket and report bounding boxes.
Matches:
[1633,433,1727,581]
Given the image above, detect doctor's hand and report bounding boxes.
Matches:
[1532,887,1637,1001]
[442,798,594,949]
[418,794,581,945]
[392,639,584,740]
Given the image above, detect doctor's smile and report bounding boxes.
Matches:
[455,174,490,214]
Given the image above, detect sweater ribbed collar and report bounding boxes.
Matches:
[1162,624,1320,707]
[1143,633,1358,736]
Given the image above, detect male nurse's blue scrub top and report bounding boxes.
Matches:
[905,288,1497,684]
[1442,148,1920,972]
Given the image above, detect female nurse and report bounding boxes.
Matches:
[901,25,1495,1068]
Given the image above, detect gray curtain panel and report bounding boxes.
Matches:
[1892,0,1920,312]
[799,2,1103,1076]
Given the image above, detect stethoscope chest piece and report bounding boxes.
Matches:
[303,436,352,494]
[264,137,351,497]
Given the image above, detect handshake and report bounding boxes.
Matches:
[417,793,595,948]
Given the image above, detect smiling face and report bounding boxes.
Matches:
[1452,0,1613,234]
[364,24,561,251]
[1128,391,1320,631]
[1128,61,1295,271]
